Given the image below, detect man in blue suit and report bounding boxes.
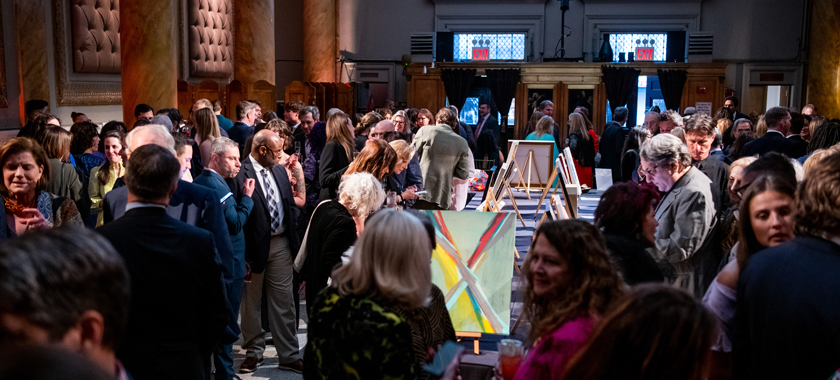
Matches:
[193,137,255,380]
[229,101,259,157]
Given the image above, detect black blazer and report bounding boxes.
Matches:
[229,122,255,157]
[101,180,236,283]
[787,135,809,158]
[693,155,729,213]
[603,233,664,285]
[734,237,840,380]
[598,121,630,182]
[741,131,804,158]
[318,141,350,201]
[230,157,301,274]
[97,207,228,380]
[301,200,356,309]
[475,115,499,143]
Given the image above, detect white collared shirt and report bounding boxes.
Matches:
[766,129,784,136]
[249,154,285,234]
[125,202,167,212]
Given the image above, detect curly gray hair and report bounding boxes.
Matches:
[338,172,386,218]
[640,133,691,170]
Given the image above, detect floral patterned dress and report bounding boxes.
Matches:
[304,287,417,380]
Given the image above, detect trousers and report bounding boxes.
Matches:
[240,236,300,364]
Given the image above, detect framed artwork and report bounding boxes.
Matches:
[506,140,556,189]
[425,210,516,334]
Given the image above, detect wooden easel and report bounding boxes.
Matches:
[456,332,482,354]
[534,160,579,222]
[513,150,544,200]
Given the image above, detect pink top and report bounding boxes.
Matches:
[513,315,595,380]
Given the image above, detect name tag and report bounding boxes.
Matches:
[220,192,233,204]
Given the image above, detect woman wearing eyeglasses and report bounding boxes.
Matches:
[639,133,719,299]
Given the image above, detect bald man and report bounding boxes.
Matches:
[369,120,395,140]
[230,129,303,373]
[100,125,237,347]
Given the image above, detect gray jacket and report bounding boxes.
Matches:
[648,167,721,298]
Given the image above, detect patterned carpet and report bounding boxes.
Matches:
[462,186,603,347]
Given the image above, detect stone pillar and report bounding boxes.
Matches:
[302,0,336,82]
[14,0,50,106]
[234,0,275,87]
[119,0,178,126]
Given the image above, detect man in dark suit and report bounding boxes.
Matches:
[733,153,840,380]
[231,130,303,374]
[473,100,499,147]
[786,111,809,158]
[193,137,255,380]
[291,106,319,156]
[684,114,729,213]
[742,107,803,158]
[229,101,259,157]
[724,96,750,121]
[98,145,229,380]
[102,125,236,288]
[598,106,631,183]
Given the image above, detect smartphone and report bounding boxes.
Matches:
[423,341,464,376]
[415,190,428,195]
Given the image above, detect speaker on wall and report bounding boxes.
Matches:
[436,32,454,62]
[666,31,687,62]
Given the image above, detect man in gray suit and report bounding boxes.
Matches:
[640,134,720,299]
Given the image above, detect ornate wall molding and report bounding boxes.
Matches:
[52,0,121,105]
[0,3,8,108]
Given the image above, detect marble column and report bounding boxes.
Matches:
[234,0,275,87]
[14,0,50,105]
[119,0,178,126]
[302,0,336,83]
[806,0,840,118]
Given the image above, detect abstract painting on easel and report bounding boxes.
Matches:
[425,210,516,334]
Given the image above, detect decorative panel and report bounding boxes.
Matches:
[52,0,121,105]
[227,80,245,120]
[187,0,233,78]
[70,0,120,73]
[250,80,276,115]
[0,3,7,108]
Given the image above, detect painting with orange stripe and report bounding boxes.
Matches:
[425,210,516,334]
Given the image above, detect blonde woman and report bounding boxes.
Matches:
[319,112,356,201]
[385,140,420,207]
[304,209,431,379]
[192,107,221,168]
[754,115,767,138]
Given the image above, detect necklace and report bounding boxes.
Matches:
[4,195,36,217]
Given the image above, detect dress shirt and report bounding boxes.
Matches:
[765,129,784,136]
[125,202,167,212]
[249,154,285,235]
[787,133,800,139]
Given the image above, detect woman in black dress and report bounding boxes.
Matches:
[319,112,356,201]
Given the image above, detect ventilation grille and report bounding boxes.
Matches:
[688,33,713,55]
[411,33,435,55]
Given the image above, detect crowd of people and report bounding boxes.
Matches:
[0,95,839,380]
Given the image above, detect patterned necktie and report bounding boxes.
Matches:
[261,169,280,233]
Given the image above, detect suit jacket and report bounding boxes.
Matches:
[102,180,236,283]
[742,131,804,158]
[734,237,840,380]
[787,134,809,158]
[648,167,721,299]
[598,121,630,183]
[474,115,499,144]
[708,149,731,165]
[229,121,254,156]
[692,155,729,213]
[97,207,228,380]
[230,157,300,274]
[411,124,471,210]
[318,141,350,201]
[457,121,476,152]
[301,200,357,304]
[193,170,253,280]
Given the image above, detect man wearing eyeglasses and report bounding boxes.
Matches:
[231,129,304,374]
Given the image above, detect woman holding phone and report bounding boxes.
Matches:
[0,138,82,241]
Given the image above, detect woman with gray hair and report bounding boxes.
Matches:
[639,133,720,298]
[300,172,385,315]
